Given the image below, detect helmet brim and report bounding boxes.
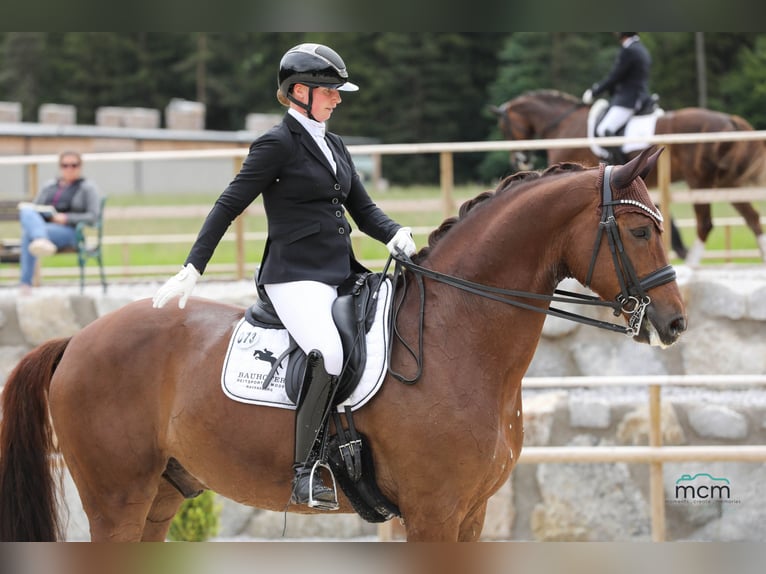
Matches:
[308,80,359,92]
[290,80,359,93]
[337,81,359,92]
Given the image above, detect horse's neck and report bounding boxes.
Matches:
[526,98,573,135]
[396,184,591,413]
[421,187,576,347]
[436,190,567,286]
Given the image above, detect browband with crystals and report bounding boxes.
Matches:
[606,198,664,223]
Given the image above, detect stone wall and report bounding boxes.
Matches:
[0,266,764,541]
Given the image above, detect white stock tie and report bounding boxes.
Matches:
[314,132,337,174]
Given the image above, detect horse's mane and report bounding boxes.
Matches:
[518,89,580,106]
[416,162,587,260]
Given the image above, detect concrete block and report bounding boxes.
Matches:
[0,101,22,122]
[39,103,76,125]
[245,113,281,134]
[165,99,205,130]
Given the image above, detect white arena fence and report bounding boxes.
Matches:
[1,130,766,282]
[519,374,766,543]
[378,373,766,542]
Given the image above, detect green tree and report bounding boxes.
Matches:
[0,32,47,121]
[488,32,611,107]
[323,32,504,184]
[719,36,766,128]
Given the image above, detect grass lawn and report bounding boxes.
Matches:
[1,183,763,286]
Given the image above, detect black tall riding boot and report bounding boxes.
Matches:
[291,350,339,508]
[601,128,627,165]
[605,146,627,165]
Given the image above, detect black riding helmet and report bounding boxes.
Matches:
[278,43,359,120]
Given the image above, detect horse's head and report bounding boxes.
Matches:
[572,146,687,347]
[488,100,536,171]
[490,91,587,171]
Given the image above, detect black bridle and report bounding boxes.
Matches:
[500,100,587,170]
[500,100,586,141]
[584,165,676,334]
[387,165,676,384]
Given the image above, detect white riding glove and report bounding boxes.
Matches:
[386,226,416,257]
[152,263,200,309]
[582,89,594,105]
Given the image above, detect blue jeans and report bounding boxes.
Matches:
[19,207,77,286]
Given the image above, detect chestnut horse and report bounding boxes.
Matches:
[0,147,686,542]
[490,89,766,265]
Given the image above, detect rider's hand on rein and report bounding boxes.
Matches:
[387,226,416,257]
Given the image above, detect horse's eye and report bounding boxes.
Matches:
[631,226,651,240]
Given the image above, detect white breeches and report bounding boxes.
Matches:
[263,281,343,375]
[596,105,635,137]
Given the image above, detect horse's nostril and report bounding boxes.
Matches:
[670,315,687,336]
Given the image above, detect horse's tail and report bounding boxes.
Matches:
[0,337,71,541]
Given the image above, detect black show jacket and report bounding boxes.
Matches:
[185,113,400,285]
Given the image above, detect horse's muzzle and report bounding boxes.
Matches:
[638,308,687,348]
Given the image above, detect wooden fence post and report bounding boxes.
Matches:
[440,151,455,218]
[27,163,38,199]
[657,145,672,255]
[233,156,246,280]
[648,384,666,541]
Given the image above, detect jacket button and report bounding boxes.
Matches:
[334,183,341,191]
[338,227,345,235]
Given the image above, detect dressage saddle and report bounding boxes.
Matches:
[244,272,382,404]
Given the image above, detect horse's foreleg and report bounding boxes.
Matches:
[400,503,487,542]
[686,204,713,266]
[403,516,461,542]
[693,203,713,241]
[731,202,766,259]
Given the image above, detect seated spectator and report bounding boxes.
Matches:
[19,151,102,292]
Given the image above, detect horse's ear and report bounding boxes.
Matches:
[638,146,665,181]
[487,104,503,116]
[610,146,663,188]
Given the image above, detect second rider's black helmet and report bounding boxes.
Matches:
[278,43,359,98]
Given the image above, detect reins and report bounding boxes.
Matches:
[502,100,585,141]
[386,164,676,385]
[501,99,586,169]
[539,102,586,138]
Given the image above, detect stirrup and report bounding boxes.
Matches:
[308,460,339,511]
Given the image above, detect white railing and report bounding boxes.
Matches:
[1,130,766,283]
[518,374,766,543]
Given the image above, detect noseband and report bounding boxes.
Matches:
[584,165,676,336]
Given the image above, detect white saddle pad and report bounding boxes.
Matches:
[621,109,664,153]
[221,278,392,412]
[587,98,664,157]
